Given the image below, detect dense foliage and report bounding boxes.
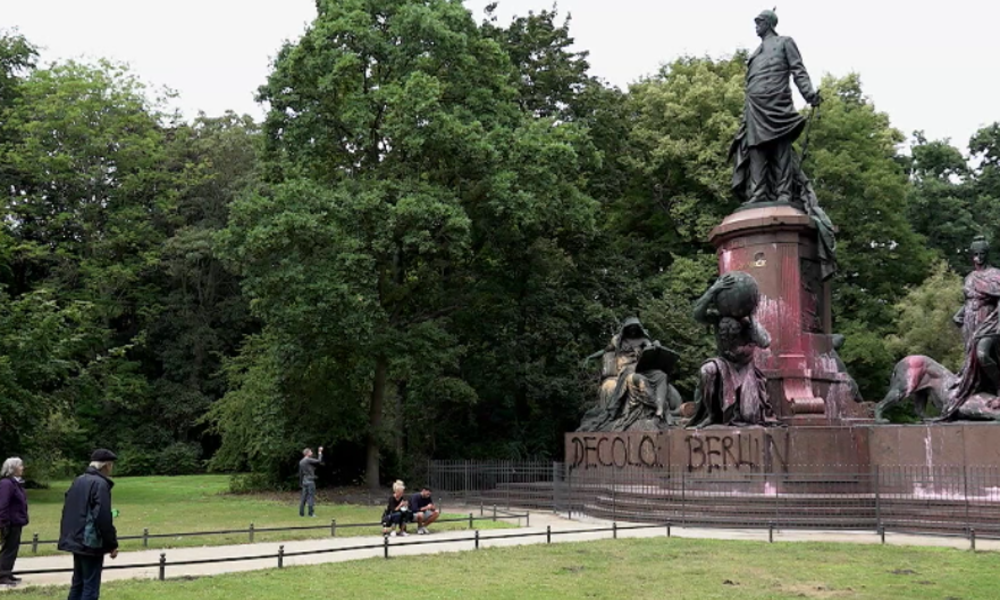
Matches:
[1,4,996,487]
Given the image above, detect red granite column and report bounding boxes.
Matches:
[708,205,834,422]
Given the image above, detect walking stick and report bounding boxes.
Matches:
[799,99,821,166]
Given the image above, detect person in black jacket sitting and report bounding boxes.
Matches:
[381,480,413,537]
[58,449,119,600]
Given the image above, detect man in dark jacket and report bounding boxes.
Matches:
[298,446,323,517]
[58,449,119,600]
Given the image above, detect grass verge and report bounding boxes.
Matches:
[22,475,512,555]
[8,536,1000,599]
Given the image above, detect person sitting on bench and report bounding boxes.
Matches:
[409,486,440,535]
[381,480,412,537]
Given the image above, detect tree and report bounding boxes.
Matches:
[885,260,964,372]
[804,74,936,397]
[905,132,975,272]
[217,0,598,487]
[0,58,203,468]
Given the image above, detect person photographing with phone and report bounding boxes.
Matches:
[298,446,324,518]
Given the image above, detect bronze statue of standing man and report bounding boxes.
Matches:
[731,9,822,205]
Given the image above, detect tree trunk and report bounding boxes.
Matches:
[365,356,389,490]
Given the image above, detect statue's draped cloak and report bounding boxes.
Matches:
[743,35,815,147]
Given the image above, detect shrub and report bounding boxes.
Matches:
[155,443,203,476]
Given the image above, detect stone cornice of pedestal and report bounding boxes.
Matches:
[708,204,814,244]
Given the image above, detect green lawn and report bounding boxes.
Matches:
[21,475,512,556]
[9,536,1000,599]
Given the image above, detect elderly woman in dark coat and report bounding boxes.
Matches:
[0,457,28,586]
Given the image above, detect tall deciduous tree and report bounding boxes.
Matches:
[216,0,598,487]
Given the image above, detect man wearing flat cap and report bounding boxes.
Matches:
[58,449,119,600]
[731,9,822,205]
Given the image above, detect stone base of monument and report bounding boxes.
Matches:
[709,204,868,424]
[562,425,1000,533]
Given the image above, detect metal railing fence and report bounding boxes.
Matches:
[428,461,1000,538]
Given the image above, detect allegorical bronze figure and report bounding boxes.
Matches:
[879,236,1000,421]
[577,317,683,432]
[690,273,777,427]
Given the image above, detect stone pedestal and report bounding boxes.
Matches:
[708,205,866,424]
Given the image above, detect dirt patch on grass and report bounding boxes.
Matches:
[779,583,855,598]
[237,487,388,506]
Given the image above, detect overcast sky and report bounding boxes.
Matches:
[7,1,998,150]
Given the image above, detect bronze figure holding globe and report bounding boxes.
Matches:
[690,272,777,427]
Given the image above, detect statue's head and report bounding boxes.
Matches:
[971,235,991,270]
[755,9,778,36]
[620,317,649,340]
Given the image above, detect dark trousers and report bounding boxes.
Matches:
[299,481,316,516]
[748,137,794,203]
[0,525,21,579]
[67,553,104,600]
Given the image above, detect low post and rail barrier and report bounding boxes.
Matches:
[12,519,987,581]
[19,512,528,554]
[11,522,709,580]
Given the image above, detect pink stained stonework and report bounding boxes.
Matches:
[708,206,868,424]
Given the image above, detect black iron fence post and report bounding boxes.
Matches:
[331,519,337,537]
[464,460,470,500]
[278,545,285,568]
[248,522,255,543]
[874,465,881,534]
[31,533,38,554]
[680,469,687,527]
[143,528,149,548]
[475,529,480,550]
[567,468,573,520]
[159,553,166,581]
[612,522,618,540]
[506,460,511,512]
[964,466,971,534]
[383,535,389,559]
[552,462,558,512]
[546,525,551,544]
[611,467,617,522]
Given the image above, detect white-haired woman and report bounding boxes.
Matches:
[0,457,28,586]
[381,480,413,537]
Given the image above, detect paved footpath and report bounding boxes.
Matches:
[7,510,999,590]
